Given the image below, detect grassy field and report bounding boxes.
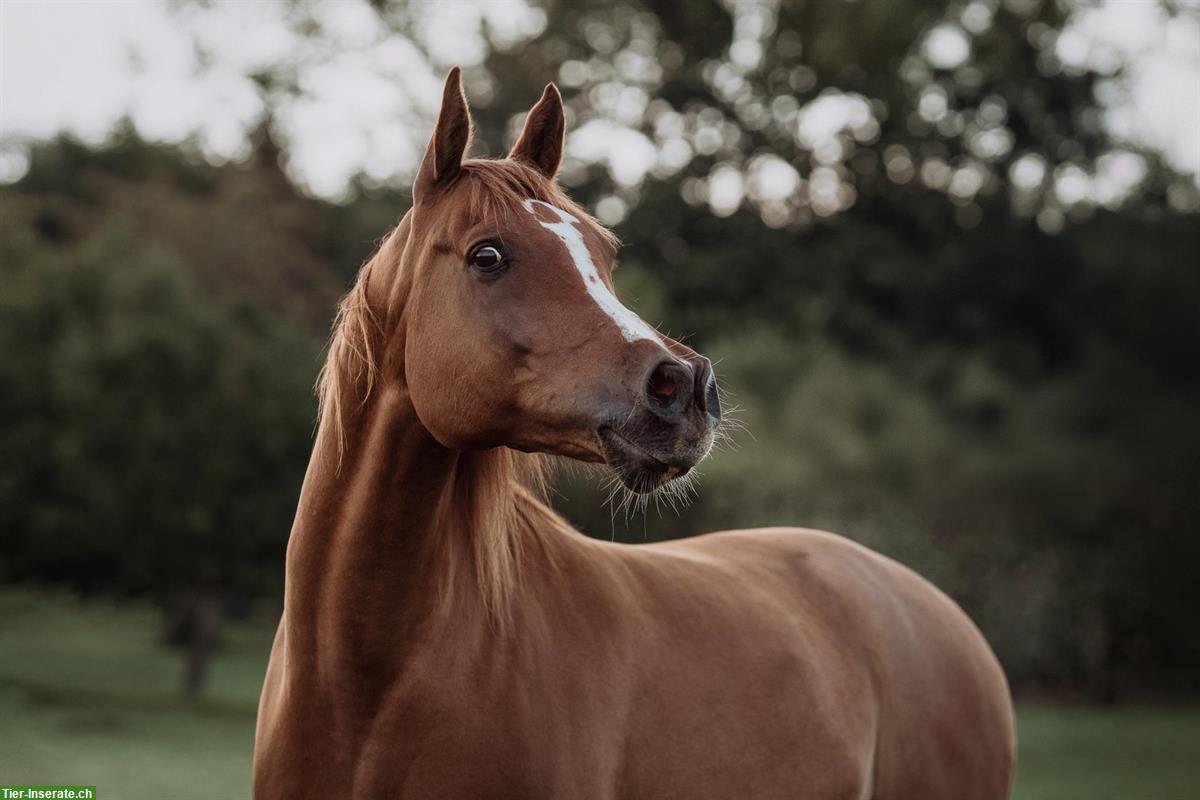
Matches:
[2,589,1198,799]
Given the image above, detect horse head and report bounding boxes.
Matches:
[368,68,720,494]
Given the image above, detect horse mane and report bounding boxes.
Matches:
[315,253,381,466]
[314,157,597,622]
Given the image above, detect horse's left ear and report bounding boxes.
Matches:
[414,67,472,204]
[509,83,565,179]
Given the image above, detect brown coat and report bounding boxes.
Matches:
[253,69,1015,800]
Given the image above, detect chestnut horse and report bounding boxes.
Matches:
[254,68,1015,799]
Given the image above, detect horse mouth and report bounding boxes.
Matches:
[597,426,690,494]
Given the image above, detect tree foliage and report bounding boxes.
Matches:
[0,138,337,692]
[2,0,1199,699]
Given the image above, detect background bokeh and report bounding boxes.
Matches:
[2,1,1199,797]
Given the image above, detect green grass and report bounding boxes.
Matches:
[1,588,1198,799]
[1015,704,1200,799]
[0,589,267,799]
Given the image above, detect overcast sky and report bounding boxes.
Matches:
[1,0,1197,198]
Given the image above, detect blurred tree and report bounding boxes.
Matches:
[0,135,345,695]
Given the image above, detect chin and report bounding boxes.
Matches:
[597,425,704,494]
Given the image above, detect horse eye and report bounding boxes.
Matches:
[469,244,506,273]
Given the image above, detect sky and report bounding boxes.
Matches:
[1,0,1197,200]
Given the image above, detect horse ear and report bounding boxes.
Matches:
[414,67,472,204]
[509,83,565,179]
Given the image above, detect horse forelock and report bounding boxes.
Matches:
[454,159,619,251]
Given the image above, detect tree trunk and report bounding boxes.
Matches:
[1092,596,1123,705]
[183,588,221,698]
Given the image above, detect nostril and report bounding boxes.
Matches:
[705,376,721,423]
[652,364,681,402]
[645,360,694,419]
[692,358,719,422]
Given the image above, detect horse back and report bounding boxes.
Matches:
[637,527,1015,799]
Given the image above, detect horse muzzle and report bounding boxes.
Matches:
[596,355,719,493]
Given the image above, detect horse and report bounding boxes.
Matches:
[253,68,1015,799]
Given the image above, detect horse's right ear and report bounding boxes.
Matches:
[413,67,472,204]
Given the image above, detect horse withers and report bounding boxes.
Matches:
[253,68,1015,799]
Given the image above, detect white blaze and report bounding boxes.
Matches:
[522,199,662,344]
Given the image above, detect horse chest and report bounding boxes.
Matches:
[339,705,601,799]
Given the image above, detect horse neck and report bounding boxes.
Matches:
[282,383,462,668]
[282,239,537,684]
